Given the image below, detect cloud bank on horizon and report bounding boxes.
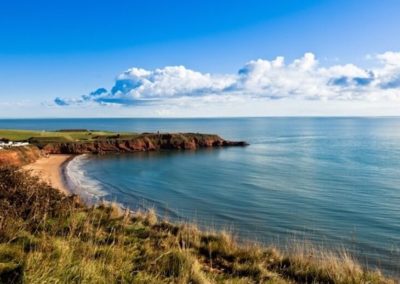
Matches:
[55,51,400,108]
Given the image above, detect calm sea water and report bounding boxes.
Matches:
[1,118,400,275]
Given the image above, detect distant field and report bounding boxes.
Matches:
[0,129,137,142]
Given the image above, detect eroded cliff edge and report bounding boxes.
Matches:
[0,146,42,166]
[37,133,248,154]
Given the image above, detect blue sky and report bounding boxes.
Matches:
[1,0,400,117]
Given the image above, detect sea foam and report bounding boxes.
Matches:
[64,155,107,203]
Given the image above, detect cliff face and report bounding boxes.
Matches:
[0,146,41,166]
[41,133,247,154]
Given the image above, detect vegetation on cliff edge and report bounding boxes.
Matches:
[0,129,133,142]
[0,166,395,283]
[0,129,246,154]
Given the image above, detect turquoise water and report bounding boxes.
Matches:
[1,118,400,275]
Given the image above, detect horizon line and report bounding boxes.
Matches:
[1,115,400,120]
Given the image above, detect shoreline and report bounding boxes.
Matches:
[23,154,76,195]
[60,154,78,194]
[12,152,399,279]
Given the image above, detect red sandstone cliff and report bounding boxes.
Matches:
[40,133,247,154]
[0,146,42,166]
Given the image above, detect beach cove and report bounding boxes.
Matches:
[1,117,400,277]
[23,154,73,194]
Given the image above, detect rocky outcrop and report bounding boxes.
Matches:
[0,146,42,166]
[40,133,248,154]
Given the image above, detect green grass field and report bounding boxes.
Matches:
[0,129,137,142]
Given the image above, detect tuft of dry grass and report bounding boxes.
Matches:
[272,244,392,284]
[0,166,396,283]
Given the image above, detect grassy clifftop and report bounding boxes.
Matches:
[0,129,135,142]
[0,166,394,283]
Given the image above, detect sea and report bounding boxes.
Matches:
[1,117,399,275]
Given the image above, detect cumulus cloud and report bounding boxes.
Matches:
[55,51,400,107]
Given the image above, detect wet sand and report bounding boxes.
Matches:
[23,154,73,194]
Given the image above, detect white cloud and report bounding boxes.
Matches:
[55,51,400,107]
[372,51,400,89]
[376,51,400,67]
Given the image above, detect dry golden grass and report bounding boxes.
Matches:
[0,166,396,283]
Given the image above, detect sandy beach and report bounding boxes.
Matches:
[23,154,73,194]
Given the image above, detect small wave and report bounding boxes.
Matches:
[64,155,107,203]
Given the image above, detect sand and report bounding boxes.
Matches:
[23,154,73,194]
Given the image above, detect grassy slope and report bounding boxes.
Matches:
[0,146,41,166]
[0,167,395,284]
[0,129,137,142]
[0,130,219,144]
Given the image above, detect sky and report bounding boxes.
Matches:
[0,0,399,118]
